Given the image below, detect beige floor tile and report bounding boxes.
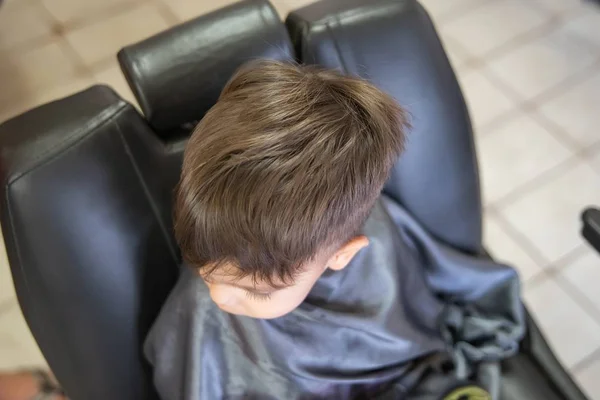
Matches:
[589,149,600,174]
[561,8,600,49]
[536,70,600,147]
[575,357,600,400]
[93,63,138,108]
[269,0,292,17]
[457,68,516,132]
[487,23,598,101]
[476,114,572,204]
[161,0,240,22]
[499,161,600,263]
[0,0,55,51]
[65,3,170,67]
[529,0,582,14]
[0,301,47,369]
[41,0,141,25]
[0,243,16,306]
[418,0,484,21]
[560,247,600,312]
[273,0,321,17]
[0,75,95,124]
[443,38,471,71]
[29,75,96,105]
[524,277,600,368]
[441,0,548,58]
[484,214,544,281]
[0,41,80,114]
[277,0,318,12]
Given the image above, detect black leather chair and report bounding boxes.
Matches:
[0,0,590,399]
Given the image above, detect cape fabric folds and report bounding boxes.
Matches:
[145,195,525,400]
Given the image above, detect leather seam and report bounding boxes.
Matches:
[119,50,152,126]
[113,118,179,264]
[7,102,128,186]
[3,101,129,384]
[258,2,280,57]
[325,18,348,74]
[300,19,311,63]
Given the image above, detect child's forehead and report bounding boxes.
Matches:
[200,263,291,291]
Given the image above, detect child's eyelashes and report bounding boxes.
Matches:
[244,290,273,301]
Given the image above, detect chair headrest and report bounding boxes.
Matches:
[118,0,294,136]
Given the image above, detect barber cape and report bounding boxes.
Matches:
[145,195,525,400]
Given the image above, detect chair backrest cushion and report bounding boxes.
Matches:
[0,2,299,398]
[0,86,179,400]
[286,0,483,253]
[118,0,294,137]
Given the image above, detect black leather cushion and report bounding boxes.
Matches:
[500,311,589,400]
[0,86,179,400]
[286,0,482,254]
[287,1,590,399]
[118,0,294,136]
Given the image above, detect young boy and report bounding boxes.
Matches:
[145,60,523,400]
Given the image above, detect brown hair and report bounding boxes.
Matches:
[175,60,409,285]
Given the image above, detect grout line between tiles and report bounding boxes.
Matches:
[481,52,600,123]
[37,0,94,79]
[0,0,62,54]
[0,35,58,57]
[483,208,549,288]
[89,58,122,75]
[580,140,600,159]
[522,244,588,291]
[581,147,600,178]
[53,0,148,34]
[448,16,600,147]
[476,57,600,176]
[443,11,561,71]
[37,0,176,78]
[522,271,600,371]
[522,241,600,358]
[491,155,581,209]
[572,346,600,374]
[0,0,58,53]
[473,107,523,137]
[554,275,600,340]
[493,19,558,59]
[527,112,587,154]
[522,270,551,289]
[549,244,591,271]
[466,0,600,68]
[489,48,600,107]
[0,298,17,316]
[429,0,495,26]
[59,40,95,79]
[455,42,600,149]
[485,208,552,270]
[151,0,182,25]
[527,56,600,108]
[476,69,525,105]
[481,56,600,205]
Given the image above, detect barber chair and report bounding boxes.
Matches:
[0,0,590,399]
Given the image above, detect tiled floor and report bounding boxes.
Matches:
[0,0,599,397]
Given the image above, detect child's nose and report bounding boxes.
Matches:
[207,283,236,308]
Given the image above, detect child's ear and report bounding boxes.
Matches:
[328,236,369,271]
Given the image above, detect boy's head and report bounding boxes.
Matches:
[175,60,408,319]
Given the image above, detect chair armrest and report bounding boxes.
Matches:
[514,310,590,400]
[581,207,600,253]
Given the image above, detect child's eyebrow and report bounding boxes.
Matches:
[231,281,289,292]
[201,273,289,292]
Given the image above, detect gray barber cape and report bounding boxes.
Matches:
[145,195,525,399]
